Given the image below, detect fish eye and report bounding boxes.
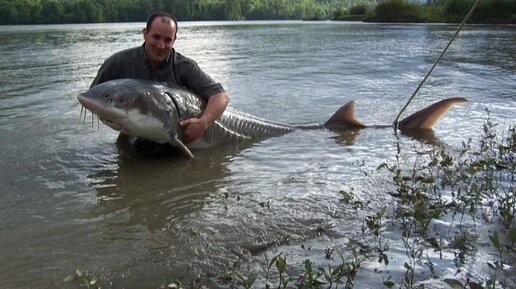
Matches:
[104,94,109,98]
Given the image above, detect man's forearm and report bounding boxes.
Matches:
[199,92,229,126]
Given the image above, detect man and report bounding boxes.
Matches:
[91,11,229,145]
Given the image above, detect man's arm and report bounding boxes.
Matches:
[90,56,120,88]
[180,91,229,143]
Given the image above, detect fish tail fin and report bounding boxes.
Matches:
[324,100,366,129]
[398,97,467,130]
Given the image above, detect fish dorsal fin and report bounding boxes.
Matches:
[398,97,467,130]
[171,135,195,159]
[325,100,366,129]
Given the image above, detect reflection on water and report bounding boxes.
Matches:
[89,139,243,233]
[80,141,245,288]
[400,128,440,145]
[0,22,514,288]
[330,127,363,146]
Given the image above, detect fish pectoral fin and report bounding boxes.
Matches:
[171,136,195,159]
[398,97,468,130]
[324,100,366,130]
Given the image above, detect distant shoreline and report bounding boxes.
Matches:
[1,18,515,26]
[1,0,514,26]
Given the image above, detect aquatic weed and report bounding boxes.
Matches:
[63,267,100,289]
[377,115,515,287]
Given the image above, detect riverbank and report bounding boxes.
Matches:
[334,0,516,24]
[1,0,514,25]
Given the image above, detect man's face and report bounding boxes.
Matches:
[143,17,177,66]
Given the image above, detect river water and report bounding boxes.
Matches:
[0,21,514,288]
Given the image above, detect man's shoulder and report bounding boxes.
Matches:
[174,51,197,66]
[105,46,141,63]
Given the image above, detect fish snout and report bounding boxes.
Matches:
[77,94,87,105]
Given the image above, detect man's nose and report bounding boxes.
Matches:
[157,39,165,48]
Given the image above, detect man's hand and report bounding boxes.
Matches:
[179,92,229,143]
[180,117,209,143]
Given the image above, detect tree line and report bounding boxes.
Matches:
[365,0,515,23]
[0,0,513,25]
[0,0,375,24]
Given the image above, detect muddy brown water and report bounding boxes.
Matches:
[0,21,514,288]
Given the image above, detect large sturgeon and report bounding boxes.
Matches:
[78,79,467,158]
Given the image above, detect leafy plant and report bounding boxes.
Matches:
[63,267,100,289]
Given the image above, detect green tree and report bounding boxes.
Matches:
[0,0,18,24]
[0,0,511,25]
[473,0,515,22]
[73,0,103,23]
[224,0,245,20]
[443,0,473,15]
[294,0,320,19]
[13,0,42,24]
[350,4,367,15]
[242,0,259,16]
[41,0,64,24]
[100,0,119,22]
[373,0,423,22]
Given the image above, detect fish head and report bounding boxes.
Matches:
[79,82,130,130]
[78,79,173,140]
[78,79,195,158]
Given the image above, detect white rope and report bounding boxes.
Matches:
[393,0,482,130]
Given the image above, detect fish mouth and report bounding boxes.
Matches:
[77,95,125,117]
[98,117,117,127]
[77,94,124,131]
[77,94,104,113]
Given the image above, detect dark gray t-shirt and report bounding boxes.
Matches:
[90,44,225,101]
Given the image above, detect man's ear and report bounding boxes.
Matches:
[142,28,149,41]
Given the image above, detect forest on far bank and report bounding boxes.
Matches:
[0,0,514,25]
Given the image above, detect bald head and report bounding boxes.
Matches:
[146,12,178,38]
